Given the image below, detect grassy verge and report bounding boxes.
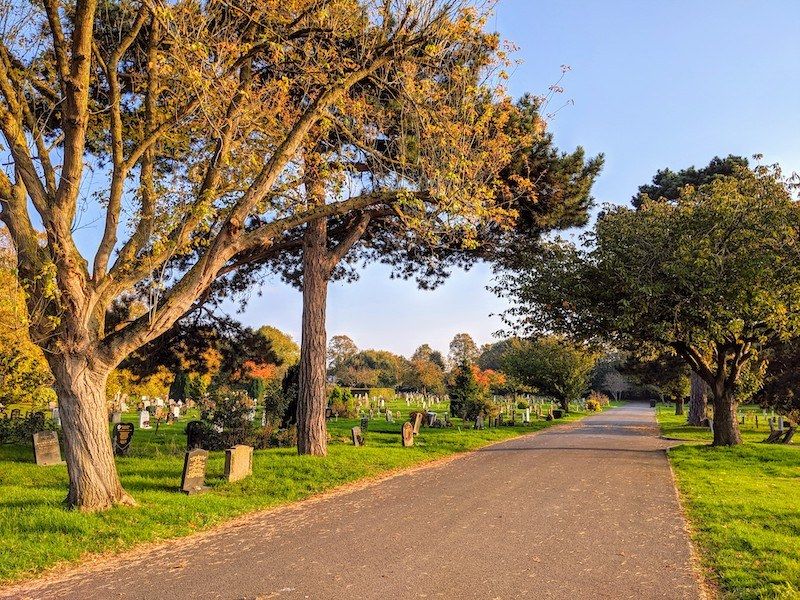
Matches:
[656,408,800,599]
[0,401,613,585]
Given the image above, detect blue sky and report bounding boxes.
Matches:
[232,0,800,357]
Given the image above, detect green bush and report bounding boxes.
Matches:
[329,386,357,418]
[516,400,529,410]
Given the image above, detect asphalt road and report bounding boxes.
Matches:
[2,402,703,600]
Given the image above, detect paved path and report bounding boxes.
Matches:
[3,403,702,600]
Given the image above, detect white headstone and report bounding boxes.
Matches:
[139,410,151,429]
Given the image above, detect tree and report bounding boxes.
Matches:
[327,335,359,381]
[258,326,300,368]
[496,164,800,445]
[477,339,515,371]
[756,338,800,426]
[411,344,446,371]
[622,351,690,415]
[0,0,496,509]
[447,360,484,420]
[502,337,596,411]
[688,372,709,426]
[601,370,631,402]
[448,333,480,367]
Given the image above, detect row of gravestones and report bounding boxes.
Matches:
[351,413,423,448]
[31,423,254,495]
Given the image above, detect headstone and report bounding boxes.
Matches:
[360,417,369,431]
[402,421,414,447]
[139,409,151,429]
[325,407,333,420]
[33,431,63,465]
[523,408,531,423]
[351,426,364,447]
[112,423,134,456]
[412,412,423,435]
[186,420,205,449]
[426,412,437,427]
[224,445,253,482]
[51,407,61,427]
[111,411,122,424]
[474,415,484,430]
[180,448,210,494]
[172,405,181,420]
[385,409,393,423]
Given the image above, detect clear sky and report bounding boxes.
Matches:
[228,0,800,357]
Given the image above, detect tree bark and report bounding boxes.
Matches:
[297,214,329,456]
[711,388,742,446]
[48,354,135,510]
[687,371,707,426]
[674,394,684,416]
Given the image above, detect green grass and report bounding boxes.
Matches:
[0,399,613,585]
[656,408,800,599]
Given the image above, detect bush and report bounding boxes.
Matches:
[586,390,610,412]
[329,386,357,418]
[516,400,529,410]
[0,412,57,445]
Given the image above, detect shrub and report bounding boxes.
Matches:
[328,386,357,418]
[0,412,57,445]
[516,400,530,410]
[586,390,610,411]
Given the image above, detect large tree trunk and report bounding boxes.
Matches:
[687,371,707,426]
[297,215,329,456]
[674,394,684,416]
[48,355,135,510]
[711,388,742,446]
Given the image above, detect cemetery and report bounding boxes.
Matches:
[0,0,798,598]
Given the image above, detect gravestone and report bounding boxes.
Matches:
[402,422,414,447]
[552,409,563,419]
[412,412,423,435]
[351,426,364,447]
[474,415,484,430]
[426,412,437,427]
[51,408,61,428]
[186,420,205,450]
[224,445,253,482]
[111,411,122,424]
[112,423,134,456]
[325,407,333,420]
[139,409,151,429]
[386,409,393,423]
[180,448,210,494]
[33,431,63,465]
[360,417,369,431]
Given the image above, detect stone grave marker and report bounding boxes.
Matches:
[111,411,122,424]
[412,412,423,435]
[474,415,484,430]
[180,448,210,494]
[33,431,63,465]
[51,407,61,428]
[224,445,253,482]
[112,423,134,456]
[402,421,414,447]
[186,420,205,450]
[351,426,364,447]
[139,409,151,429]
[360,416,369,431]
[385,409,393,423]
[426,412,437,427]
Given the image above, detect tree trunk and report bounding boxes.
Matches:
[560,398,569,412]
[48,355,135,510]
[711,389,742,446]
[297,215,329,456]
[674,394,684,416]
[687,371,707,426]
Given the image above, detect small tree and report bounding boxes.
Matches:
[496,165,800,445]
[447,360,483,420]
[448,333,480,367]
[502,337,596,412]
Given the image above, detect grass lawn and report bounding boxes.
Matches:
[0,399,614,585]
[656,407,800,599]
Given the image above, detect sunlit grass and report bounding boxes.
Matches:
[656,409,800,599]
